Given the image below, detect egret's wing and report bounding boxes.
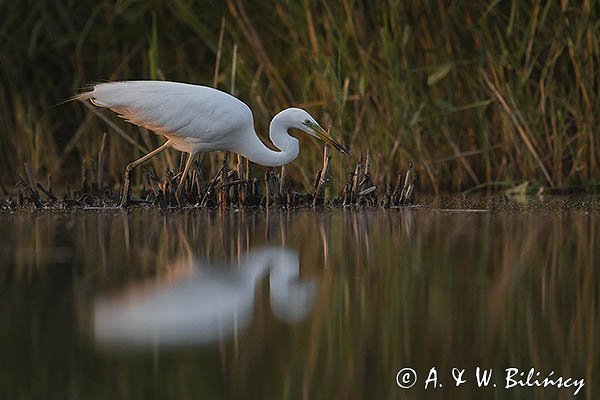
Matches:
[82,81,252,139]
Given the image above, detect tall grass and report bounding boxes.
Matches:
[1,1,599,193]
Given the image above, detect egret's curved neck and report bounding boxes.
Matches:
[237,113,299,167]
[240,248,299,283]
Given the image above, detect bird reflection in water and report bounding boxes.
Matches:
[93,247,314,348]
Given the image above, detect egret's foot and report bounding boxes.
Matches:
[119,186,131,208]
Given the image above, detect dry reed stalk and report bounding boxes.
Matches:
[482,73,553,187]
[97,132,108,191]
[83,102,148,153]
[265,170,280,208]
[213,16,226,88]
[225,0,291,106]
[313,145,331,206]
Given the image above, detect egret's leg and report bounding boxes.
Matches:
[175,152,196,202]
[120,140,172,207]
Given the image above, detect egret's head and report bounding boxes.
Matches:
[283,108,350,156]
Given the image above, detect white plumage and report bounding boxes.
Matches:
[93,247,315,347]
[76,80,348,206]
[82,81,250,153]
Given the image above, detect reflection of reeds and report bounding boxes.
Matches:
[0,209,598,398]
[2,2,600,193]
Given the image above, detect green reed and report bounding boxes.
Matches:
[1,1,599,193]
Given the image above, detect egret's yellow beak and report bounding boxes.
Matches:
[304,121,350,157]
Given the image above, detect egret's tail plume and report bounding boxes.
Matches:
[73,91,94,102]
[71,90,109,108]
[52,89,95,108]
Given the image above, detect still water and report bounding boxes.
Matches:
[1,198,598,399]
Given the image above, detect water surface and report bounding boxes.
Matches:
[1,199,598,399]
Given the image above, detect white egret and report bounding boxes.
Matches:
[76,80,349,207]
[93,247,315,348]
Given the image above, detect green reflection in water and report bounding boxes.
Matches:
[0,204,598,399]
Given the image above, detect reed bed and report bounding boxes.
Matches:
[1,1,599,195]
[3,145,416,211]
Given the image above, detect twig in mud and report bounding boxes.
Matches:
[265,170,280,207]
[351,159,363,201]
[383,163,417,207]
[340,154,377,207]
[36,182,57,202]
[23,163,41,200]
[313,145,330,207]
[279,165,288,206]
[383,182,394,207]
[356,152,377,206]
[357,186,377,196]
[399,163,415,205]
[217,157,229,207]
[16,170,42,207]
[216,179,246,189]
[391,172,404,205]
[200,159,228,207]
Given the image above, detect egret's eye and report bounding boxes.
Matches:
[303,119,310,124]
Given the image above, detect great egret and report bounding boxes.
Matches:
[93,247,314,348]
[76,81,349,207]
